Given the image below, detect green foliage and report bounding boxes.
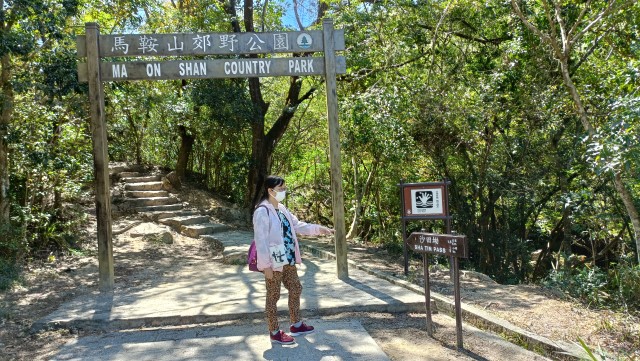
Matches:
[545,261,640,312]
[0,222,27,260]
[561,337,615,361]
[0,257,22,291]
[546,266,609,306]
[610,259,640,311]
[0,222,25,290]
[0,0,79,58]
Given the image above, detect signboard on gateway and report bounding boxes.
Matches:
[76,30,345,57]
[77,56,347,82]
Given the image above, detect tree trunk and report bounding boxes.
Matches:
[613,172,640,265]
[346,157,361,240]
[0,54,13,225]
[51,115,63,219]
[176,125,195,180]
[347,159,377,240]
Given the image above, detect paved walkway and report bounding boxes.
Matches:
[52,318,389,361]
[36,230,568,360]
[37,256,425,331]
[39,253,423,360]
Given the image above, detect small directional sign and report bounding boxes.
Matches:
[406,232,468,258]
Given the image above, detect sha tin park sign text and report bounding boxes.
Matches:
[77,30,346,81]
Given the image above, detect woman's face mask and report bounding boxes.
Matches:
[274,190,286,202]
[270,186,286,202]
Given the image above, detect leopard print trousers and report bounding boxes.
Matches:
[265,265,302,332]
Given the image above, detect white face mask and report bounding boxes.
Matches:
[273,190,286,202]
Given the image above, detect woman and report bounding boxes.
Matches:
[253,175,334,345]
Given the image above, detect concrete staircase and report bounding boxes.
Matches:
[111,165,247,263]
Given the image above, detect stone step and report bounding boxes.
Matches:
[125,181,164,191]
[122,175,161,183]
[200,235,225,254]
[125,197,179,207]
[140,210,202,222]
[199,230,258,264]
[222,246,247,265]
[126,190,169,198]
[119,171,141,178]
[201,230,253,247]
[160,215,211,230]
[181,223,231,238]
[136,204,184,213]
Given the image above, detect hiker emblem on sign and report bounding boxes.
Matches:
[411,188,443,215]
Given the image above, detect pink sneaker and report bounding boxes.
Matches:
[289,322,315,336]
[270,330,295,345]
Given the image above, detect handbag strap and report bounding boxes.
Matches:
[255,204,272,233]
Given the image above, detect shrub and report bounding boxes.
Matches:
[0,223,27,261]
[545,261,640,312]
[0,258,22,291]
[0,223,26,291]
[610,261,640,312]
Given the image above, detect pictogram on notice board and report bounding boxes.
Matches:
[402,183,448,219]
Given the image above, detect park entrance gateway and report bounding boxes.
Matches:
[77,20,348,292]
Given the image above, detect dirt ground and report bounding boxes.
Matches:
[0,185,638,361]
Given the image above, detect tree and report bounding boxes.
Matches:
[0,0,79,227]
[218,0,324,208]
[511,0,640,264]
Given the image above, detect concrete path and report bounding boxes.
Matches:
[51,319,390,361]
[38,254,423,361]
[36,256,425,331]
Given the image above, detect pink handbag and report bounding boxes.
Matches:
[248,205,270,272]
[247,240,259,272]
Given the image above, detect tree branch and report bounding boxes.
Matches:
[260,0,268,32]
[567,0,593,39]
[511,0,564,60]
[541,0,559,47]
[417,24,512,45]
[343,49,431,83]
[218,0,241,32]
[510,0,552,46]
[571,0,619,47]
[551,0,569,56]
[571,28,608,75]
[293,0,304,30]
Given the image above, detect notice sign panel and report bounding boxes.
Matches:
[77,56,347,82]
[402,184,448,218]
[407,232,468,258]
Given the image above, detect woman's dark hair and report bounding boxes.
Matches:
[258,175,285,203]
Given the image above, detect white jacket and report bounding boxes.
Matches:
[253,200,323,272]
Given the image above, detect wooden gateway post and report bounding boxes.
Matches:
[77,20,349,291]
[84,23,114,292]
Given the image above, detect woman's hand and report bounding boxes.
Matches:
[264,268,274,280]
[319,226,335,235]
